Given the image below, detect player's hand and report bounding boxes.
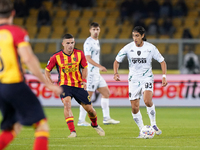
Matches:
[81,82,87,90]
[46,84,63,95]
[162,77,168,87]
[114,73,120,81]
[99,66,107,72]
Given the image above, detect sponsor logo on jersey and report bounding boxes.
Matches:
[130,50,134,52]
[73,57,76,61]
[132,58,146,64]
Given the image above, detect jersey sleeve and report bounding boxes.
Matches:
[152,46,164,63]
[115,46,127,63]
[80,51,88,68]
[13,26,30,48]
[83,40,92,56]
[45,55,57,71]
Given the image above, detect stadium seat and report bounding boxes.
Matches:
[155,43,167,54]
[78,27,90,39]
[168,44,179,55]
[46,43,57,53]
[99,26,107,39]
[78,18,91,27]
[95,0,106,8]
[25,17,37,26]
[75,43,84,50]
[33,43,46,53]
[95,10,107,18]
[50,27,66,39]
[104,18,117,27]
[107,10,119,18]
[104,26,120,39]
[66,26,80,38]
[173,27,184,39]
[29,8,39,17]
[172,18,183,28]
[65,18,77,27]
[52,18,64,27]
[118,25,132,39]
[13,18,24,26]
[190,26,200,38]
[113,43,126,54]
[159,35,170,39]
[183,18,197,28]
[104,0,117,9]
[146,35,157,39]
[91,18,105,26]
[55,10,67,18]
[81,9,94,18]
[37,26,52,39]
[68,10,81,18]
[101,43,113,54]
[42,1,53,10]
[195,44,200,54]
[26,26,38,39]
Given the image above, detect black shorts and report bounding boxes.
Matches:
[60,85,91,105]
[0,82,46,130]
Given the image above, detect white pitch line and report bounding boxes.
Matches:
[10,144,198,148]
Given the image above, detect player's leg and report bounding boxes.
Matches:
[143,90,162,135]
[130,99,144,131]
[77,91,93,126]
[62,96,76,137]
[97,86,120,125]
[33,119,49,150]
[82,104,105,136]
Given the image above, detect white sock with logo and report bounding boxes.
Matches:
[101,98,110,119]
[78,105,87,122]
[146,104,156,126]
[132,110,144,131]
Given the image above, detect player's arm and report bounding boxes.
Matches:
[18,45,62,94]
[85,55,107,72]
[113,60,120,81]
[81,67,88,90]
[44,69,54,84]
[160,60,167,87]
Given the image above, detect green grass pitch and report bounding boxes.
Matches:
[1,107,200,150]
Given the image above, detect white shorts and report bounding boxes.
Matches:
[87,73,107,91]
[129,78,154,101]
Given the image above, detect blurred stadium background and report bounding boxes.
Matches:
[12,0,200,73]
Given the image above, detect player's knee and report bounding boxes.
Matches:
[86,106,95,114]
[13,122,22,135]
[144,99,153,107]
[33,119,49,132]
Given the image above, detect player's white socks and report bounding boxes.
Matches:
[132,110,144,131]
[78,105,87,122]
[146,104,156,126]
[101,98,110,119]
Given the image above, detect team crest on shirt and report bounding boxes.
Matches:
[73,57,76,61]
[137,51,141,56]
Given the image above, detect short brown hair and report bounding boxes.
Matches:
[90,22,100,28]
[0,0,13,18]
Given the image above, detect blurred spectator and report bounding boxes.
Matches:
[182,28,193,39]
[159,17,175,36]
[181,45,200,74]
[134,18,147,30]
[14,0,26,17]
[146,0,160,18]
[130,0,146,22]
[25,0,42,9]
[147,18,159,35]
[37,5,51,27]
[159,0,173,18]
[120,0,132,23]
[173,0,188,17]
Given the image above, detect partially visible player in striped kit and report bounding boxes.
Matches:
[113,26,168,138]
[45,33,105,138]
[0,0,63,149]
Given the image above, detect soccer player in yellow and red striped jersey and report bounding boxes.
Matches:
[45,34,105,138]
[0,0,63,150]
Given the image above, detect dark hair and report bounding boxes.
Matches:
[133,26,147,41]
[0,0,13,18]
[62,33,74,40]
[90,22,100,28]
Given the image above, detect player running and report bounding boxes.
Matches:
[113,26,168,138]
[45,33,105,138]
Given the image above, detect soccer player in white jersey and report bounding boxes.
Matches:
[77,22,120,126]
[113,26,168,138]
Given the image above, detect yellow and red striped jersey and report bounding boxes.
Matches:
[46,49,88,88]
[0,24,29,83]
